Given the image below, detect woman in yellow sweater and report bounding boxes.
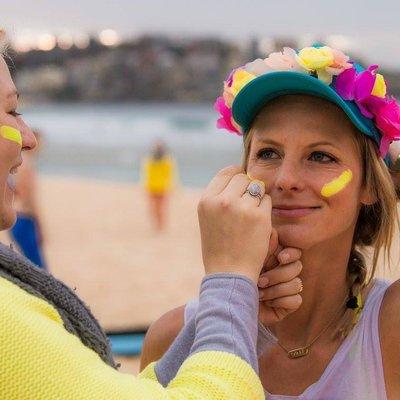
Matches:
[0,30,273,399]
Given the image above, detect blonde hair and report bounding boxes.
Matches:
[242,100,399,339]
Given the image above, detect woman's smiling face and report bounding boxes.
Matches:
[0,57,36,229]
[246,94,372,250]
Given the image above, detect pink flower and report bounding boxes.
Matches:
[245,58,273,75]
[372,98,400,156]
[264,47,304,72]
[326,48,353,75]
[214,96,241,135]
[335,65,387,118]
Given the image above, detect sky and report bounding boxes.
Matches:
[2,0,400,69]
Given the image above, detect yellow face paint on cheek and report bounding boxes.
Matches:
[0,126,22,147]
[321,169,353,197]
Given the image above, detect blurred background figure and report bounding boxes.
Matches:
[9,129,47,269]
[141,140,177,231]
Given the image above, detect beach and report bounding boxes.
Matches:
[2,174,399,374]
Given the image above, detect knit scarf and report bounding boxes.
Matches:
[0,242,117,368]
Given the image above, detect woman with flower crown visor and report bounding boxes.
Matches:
[141,46,400,399]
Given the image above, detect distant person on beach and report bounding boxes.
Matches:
[141,46,400,399]
[9,129,47,269]
[0,31,270,399]
[141,140,177,231]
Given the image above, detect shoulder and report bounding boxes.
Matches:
[379,279,400,396]
[140,305,185,371]
[380,279,400,336]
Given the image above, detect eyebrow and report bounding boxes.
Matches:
[256,138,340,150]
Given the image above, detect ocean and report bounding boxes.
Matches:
[21,102,243,188]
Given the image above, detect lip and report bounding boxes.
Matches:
[272,205,321,218]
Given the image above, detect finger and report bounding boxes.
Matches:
[261,232,283,274]
[204,165,243,197]
[258,277,303,300]
[219,173,251,201]
[263,260,303,287]
[277,247,302,265]
[266,228,279,261]
[258,193,272,215]
[264,294,303,310]
[258,273,269,288]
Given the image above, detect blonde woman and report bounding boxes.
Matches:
[141,47,400,399]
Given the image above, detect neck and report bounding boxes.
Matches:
[269,233,354,347]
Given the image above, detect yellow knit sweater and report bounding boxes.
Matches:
[0,276,264,400]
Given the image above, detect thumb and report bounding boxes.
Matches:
[262,228,283,273]
[268,228,279,256]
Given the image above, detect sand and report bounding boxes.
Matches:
[1,174,399,374]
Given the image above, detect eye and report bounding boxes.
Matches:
[309,151,336,163]
[9,110,22,117]
[256,148,280,160]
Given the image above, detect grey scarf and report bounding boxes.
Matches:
[0,242,117,369]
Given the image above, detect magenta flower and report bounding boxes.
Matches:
[214,96,241,135]
[372,98,400,156]
[335,65,386,118]
[335,66,400,157]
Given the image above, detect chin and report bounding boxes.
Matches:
[0,207,17,230]
[274,224,319,250]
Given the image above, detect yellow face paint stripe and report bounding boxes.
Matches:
[321,169,353,197]
[0,126,22,147]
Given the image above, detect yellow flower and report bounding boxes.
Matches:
[231,70,256,96]
[371,74,387,98]
[297,46,334,71]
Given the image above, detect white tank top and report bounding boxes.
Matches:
[185,278,391,399]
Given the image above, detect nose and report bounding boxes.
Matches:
[274,159,305,193]
[19,120,37,151]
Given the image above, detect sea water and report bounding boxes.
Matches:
[22,102,242,188]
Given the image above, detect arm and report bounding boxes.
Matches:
[140,306,185,371]
[380,279,400,399]
[0,274,263,400]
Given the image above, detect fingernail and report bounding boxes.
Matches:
[280,253,289,263]
[258,277,269,287]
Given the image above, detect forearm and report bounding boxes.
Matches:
[2,273,263,400]
[155,274,261,388]
[190,274,259,368]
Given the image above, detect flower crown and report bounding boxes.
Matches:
[215,46,400,157]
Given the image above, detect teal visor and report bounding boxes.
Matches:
[232,71,385,152]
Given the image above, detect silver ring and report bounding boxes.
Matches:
[245,181,264,201]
